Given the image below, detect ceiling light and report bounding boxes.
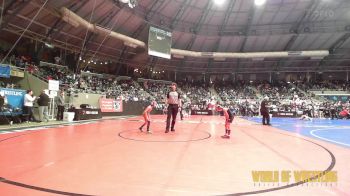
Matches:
[119,0,138,9]
[44,42,54,48]
[213,0,225,5]
[255,0,266,6]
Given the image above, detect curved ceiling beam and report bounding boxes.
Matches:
[60,7,329,59]
[61,7,146,48]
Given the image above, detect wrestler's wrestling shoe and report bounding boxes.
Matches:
[221,135,230,139]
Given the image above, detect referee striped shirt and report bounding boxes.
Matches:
[167,91,180,105]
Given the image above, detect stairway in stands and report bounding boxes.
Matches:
[290,83,327,102]
[249,85,263,99]
[132,80,154,100]
[209,86,223,103]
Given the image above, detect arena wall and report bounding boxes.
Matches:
[18,72,48,96]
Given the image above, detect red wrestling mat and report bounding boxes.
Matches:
[0,115,348,195]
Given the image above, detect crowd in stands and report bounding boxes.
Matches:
[65,75,152,103]
[178,83,214,112]
[140,81,168,110]
[297,80,350,92]
[0,81,21,89]
[1,49,349,119]
[31,65,73,83]
[257,81,303,100]
[216,81,257,102]
[214,80,350,119]
[0,49,35,69]
[180,82,213,104]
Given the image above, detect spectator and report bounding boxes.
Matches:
[24,90,36,122]
[37,90,50,122]
[56,91,65,121]
[339,108,350,119]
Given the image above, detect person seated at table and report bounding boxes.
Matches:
[0,92,12,125]
[0,92,4,107]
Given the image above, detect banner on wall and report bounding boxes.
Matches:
[272,111,297,117]
[0,65,11,78]
[191,110,213,115]
[99,98,123,112]
[0,88,26,109]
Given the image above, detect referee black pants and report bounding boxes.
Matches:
[330,109,337,120]
[166,104,178,130]
[57,105,65,120]
[261,110,270,125]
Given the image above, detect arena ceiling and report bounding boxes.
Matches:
[1,0,350,74]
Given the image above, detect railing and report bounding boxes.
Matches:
[137,78,173,84]
[309,88,348,91]
[39,61,68,68]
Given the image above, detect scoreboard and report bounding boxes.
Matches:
[148,26,172,59]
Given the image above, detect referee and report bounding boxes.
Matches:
[260,97,271,125]
[165,83,180,133]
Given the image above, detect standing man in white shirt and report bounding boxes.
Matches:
[24,90,36,122]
